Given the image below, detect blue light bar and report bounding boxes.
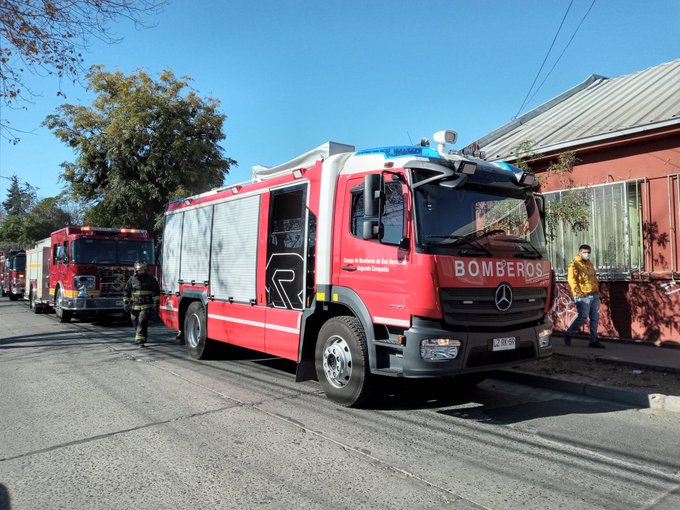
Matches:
[355,146,441,159]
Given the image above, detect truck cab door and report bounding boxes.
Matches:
[336,173,411,329]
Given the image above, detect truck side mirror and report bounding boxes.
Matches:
[363,174,382,217]
[56,246,67,263]
[362,219,382,240]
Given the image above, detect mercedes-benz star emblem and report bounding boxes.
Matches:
[495,283,513,312]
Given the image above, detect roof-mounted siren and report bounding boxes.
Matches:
[432,130,457,155]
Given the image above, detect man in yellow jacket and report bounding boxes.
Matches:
[564,244,605,348]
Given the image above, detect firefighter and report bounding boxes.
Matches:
[123,261,160,347]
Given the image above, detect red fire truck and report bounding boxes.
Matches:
[25,226,156,321]
[1,249,26,300]
[159,131,554,406]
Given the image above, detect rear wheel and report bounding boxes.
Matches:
[29,287,41,313]
[184,301,213,359]
[54,287,72,323]
[9,293,19,301]
[315,316,372,407]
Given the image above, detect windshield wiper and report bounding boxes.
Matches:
[502,238,544,258]
[424,234,492,257]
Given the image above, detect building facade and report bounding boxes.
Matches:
[476,59,680,344]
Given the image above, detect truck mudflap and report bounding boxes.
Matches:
[398,317,553,378]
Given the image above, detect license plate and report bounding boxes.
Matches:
[116,300,123,306]
[492,337,516,351]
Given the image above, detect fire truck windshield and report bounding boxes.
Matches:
[12,254,25,271]
[71,239,154,265]
[414,182,547,258]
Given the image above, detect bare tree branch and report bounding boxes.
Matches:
[0,0,166,140]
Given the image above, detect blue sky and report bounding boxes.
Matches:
[1,0,679,206]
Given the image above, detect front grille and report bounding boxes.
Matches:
[98,267,135,296]
[441,286,547,329]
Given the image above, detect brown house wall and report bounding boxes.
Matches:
[534,130,680,344]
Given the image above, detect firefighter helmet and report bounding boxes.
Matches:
[134,261,147,272]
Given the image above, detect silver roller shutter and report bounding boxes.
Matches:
[210,195,260,302]
[179,205,213,284]
[162,212,183,292]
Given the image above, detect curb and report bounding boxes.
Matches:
[492,369,680,414]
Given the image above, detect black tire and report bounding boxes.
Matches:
[29,287,41,313]
[184,301,213,359]
[54,287,72,323]
[9,293,19,301]
[315,316,373,407]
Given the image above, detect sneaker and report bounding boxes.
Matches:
[563,334,571,346]
[588,341,605,349]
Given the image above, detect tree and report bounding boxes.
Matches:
[22,196,73,245]
[2,175,37,218]
[513,140,590,239]
[0,0,165,141]
[0,215,23,251]
[44,66,235,237]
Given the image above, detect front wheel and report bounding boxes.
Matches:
[184,301,213,359]
[315,316,372,407]
[54,287,72,323]
[9,293,19,301]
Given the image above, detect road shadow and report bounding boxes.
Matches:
[437,397,629,425]
[0,483,11,510]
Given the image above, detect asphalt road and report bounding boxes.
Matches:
[1,299,679,510]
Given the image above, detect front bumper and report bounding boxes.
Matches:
[398,317,553,378]
[61,296,125,312]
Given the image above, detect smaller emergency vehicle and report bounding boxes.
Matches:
[1,250,26,300]
[25,226,156,321]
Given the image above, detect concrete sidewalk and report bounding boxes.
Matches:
[493,334,680,414]
[551,333,680,373]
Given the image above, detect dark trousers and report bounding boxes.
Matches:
[131,308,152,343]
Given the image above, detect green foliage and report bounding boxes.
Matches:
[0,194,73,249]
[510,140,590,239]
[22,197,73,245]
[44,66,235,238]
[2,175,37,218]
[512,140,537,172]
[0,215,24,251]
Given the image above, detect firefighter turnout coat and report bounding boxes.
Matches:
[123,273,161,311]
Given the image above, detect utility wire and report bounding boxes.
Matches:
[526,0,597,108]
[514,0,574,118]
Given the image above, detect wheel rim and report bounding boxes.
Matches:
[322,335,352,388]
[55,289,63,316]
[186,313,201,349]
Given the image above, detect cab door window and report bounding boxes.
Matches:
[350,181,404,245]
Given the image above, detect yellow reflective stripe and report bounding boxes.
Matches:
[132,290,153,295]
[132,304,154,310]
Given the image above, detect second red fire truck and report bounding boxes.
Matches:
[159,131,554,406]
[25,226,156,321]
[1,249,26,300]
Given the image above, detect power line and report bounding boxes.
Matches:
[526,0,597,108]
[514,0,575,119]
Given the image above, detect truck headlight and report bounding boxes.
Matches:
[420,338,462,361]
[538,327,552,348]
[74,275,96,295]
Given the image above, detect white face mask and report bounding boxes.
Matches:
[581,252,591,261]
